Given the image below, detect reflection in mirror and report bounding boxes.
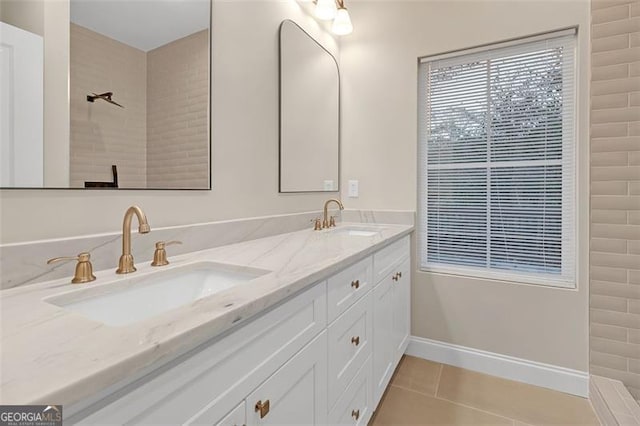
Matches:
[0,0,211,189]
[0,17,44,187]
[279,20,339,193]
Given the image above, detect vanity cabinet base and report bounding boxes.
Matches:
[70,235,411,426]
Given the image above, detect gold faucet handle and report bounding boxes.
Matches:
[311,218,323,231]
[151,240,182,266]
[329,216,337,227]
[47,252,96,284]
[156,240,182,249]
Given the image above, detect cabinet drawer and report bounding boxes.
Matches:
[215,401,245,426]
[327,256,373,323]
[328,356,372,426]
[327,292,373,410]
[75,282,327,425]
[373,236,409,284]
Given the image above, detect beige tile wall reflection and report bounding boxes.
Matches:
[590,0,640,403]
[69,25,209,189]
[147,30,209,189]
[70,23,147,188]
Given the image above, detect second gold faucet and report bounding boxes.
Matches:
[116,205,151,274]
[322,198,344,229]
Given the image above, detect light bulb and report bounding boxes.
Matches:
[315,0,337,20]
[332,7,353,35]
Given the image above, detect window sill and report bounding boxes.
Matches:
[419,265,576,289]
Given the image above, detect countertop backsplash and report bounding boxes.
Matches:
[0,210,415,290]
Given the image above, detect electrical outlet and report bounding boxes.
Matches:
[348,180,359,198]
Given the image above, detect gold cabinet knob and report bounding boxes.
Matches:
[351,279,360,289]
[255,399,270,418]
[151,241,182,267]
[351,336,360,346]
[392,272,400,281]
[352,409,360,420]
[47,252,96,284]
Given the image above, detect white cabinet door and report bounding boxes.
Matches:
[0,22,44,187]
[372,274,395,406]
[372,253,410,407]
[392,258,411,362]
[215,401,246,426]
[247,331,327,425]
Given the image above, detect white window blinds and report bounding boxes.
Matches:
[418,30,577,288]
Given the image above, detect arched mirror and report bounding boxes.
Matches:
[279,20,339,193]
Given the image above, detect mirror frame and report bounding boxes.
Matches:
[1,1,213,191]
[278,19,340,194]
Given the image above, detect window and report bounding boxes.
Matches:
[418,29,576,288]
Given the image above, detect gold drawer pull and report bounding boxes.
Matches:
[255,399,270,418]
[351,279,360,289]
[397,271,402,278]
[352,409,360,420]
[392,273,399,281]
[351,336,360,346]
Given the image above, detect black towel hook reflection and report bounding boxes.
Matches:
[86,92,124,108]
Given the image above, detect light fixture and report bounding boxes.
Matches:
[313,0,353,35]
[314,0,337,21]
[331,0,353,35]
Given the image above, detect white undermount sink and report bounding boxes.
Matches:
[45,262,270,326]
[332,226,384,237]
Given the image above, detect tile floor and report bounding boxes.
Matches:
[370,356,600,425]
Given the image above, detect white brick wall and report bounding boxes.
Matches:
[70,26,209,189]
[146,30,209,189]
[69,23,147,188]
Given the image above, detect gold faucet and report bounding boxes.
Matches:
[116,205,151,274]
[322,198,344,229]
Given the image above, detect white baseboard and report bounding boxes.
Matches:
[406,336,589,398]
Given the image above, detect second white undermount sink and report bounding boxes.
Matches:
[45,262,270,327]
[333,226,384,237]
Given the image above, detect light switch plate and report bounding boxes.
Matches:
[348,180,359,198]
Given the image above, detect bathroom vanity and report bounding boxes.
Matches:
[0,222,412,425]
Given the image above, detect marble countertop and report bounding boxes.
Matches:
[0,223,412,407]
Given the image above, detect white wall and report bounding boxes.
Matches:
[340,0,590,371]
[0,0,339,243]
[42,0,70,188]
[0,0,44,36]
